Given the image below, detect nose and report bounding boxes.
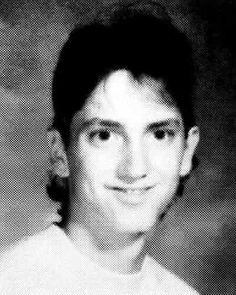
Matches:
[117,140,148,184]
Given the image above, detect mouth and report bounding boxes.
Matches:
[104,185,155,206]
[110,186,153,194]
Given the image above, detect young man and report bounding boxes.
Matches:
[0,2,200,294]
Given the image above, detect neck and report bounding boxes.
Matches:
[65,220,147,274]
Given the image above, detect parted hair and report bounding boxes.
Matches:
[52,1,196,148]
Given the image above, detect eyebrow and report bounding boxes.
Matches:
[79,117,182,132]
[146,119,181,131]
[80,118,123,131]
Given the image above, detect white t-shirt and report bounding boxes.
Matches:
[0,225,199,295]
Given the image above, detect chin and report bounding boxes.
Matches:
[115,215,156,235]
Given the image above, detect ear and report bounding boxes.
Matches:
[180,126,200,177]
[47,129,69,178]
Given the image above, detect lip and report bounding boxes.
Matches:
[105,185,155,206]
[112,186,152,193]
[105,185,154,193]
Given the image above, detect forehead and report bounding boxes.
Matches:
[75,70,182,125]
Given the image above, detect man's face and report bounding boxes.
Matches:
[65,70,198,234]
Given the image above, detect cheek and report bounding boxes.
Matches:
[148,143,184,177]
[69,144,120,184]
[81,145,121,175]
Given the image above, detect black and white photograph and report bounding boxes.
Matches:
[0,1,235,294]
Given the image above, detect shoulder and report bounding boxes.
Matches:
[0,225,69,293]
[0,224,63,269]
[144,255,199,295]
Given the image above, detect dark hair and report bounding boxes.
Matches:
[52,1,196,148]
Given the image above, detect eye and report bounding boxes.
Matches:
[153,129,166,140]
[152,129,175,141]
[88,128,121,148]
[96,130,111,141]
[90,129,111,141]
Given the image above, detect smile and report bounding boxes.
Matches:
[104,185,155,204]
[104,185,156,207]
[111,186,153,194]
